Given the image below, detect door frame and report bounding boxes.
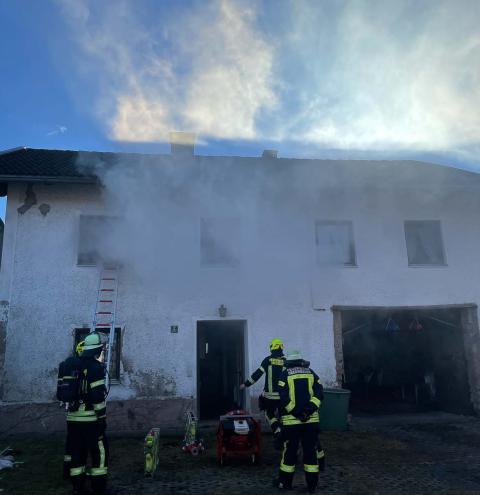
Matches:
[194,317,249,418]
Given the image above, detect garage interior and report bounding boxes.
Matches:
[339,307,474,414]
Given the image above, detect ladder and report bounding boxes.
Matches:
[90,265,119,390]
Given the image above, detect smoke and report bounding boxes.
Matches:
[57,0,480,161]
[75,151,321,306]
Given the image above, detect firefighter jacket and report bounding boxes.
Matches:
[278,359,324,426]
[244,350,285,399]
[67,356,107,423]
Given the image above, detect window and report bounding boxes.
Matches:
[200,218,240,266]
[315,221,356,266]
[404,220,446,266]
[74,327,122,381]
[77,215,118,266]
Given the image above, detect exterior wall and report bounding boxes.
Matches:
[1,159,480,431]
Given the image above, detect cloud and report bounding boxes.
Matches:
[46,125,68,137]
[57,0,480,161]
[57,0,275,142]
[278,0,480,154]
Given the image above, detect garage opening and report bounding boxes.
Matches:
[339,307,473,415]
[197,320,246,419]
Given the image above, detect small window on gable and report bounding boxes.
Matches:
[200,218,240,266]
[78,215,118,266]
[315,221,356,266]
[74,327,122,381]
[404,220,446,266]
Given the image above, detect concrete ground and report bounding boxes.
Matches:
[2,412,480,494]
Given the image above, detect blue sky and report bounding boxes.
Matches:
[1,0,480,218]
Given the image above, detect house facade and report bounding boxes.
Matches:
[1,145,480,433]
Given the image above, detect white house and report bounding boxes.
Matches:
[0,141,479,433]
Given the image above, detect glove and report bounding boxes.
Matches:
[295,402,317,422]
[258,395,266,411]
[273,430,284,451]
[297,411,309,422]
[304,402,317,416]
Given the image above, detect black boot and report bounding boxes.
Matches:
[71,474,87,495]
[91,475,108,495]
[272,478,293,491]
[63,461,71,480]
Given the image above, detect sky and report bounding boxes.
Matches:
[1,0,480,218]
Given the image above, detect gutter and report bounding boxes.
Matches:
[0,175,98,184]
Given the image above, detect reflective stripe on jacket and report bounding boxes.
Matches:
[278,361,323,426]
[67,357,107,423]
[245,352,285,399]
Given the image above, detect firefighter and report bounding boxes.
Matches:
[275,350,324,493]
[297,357,326,471]
[240,338,285,436]
[68,333,109,495]
[59,340,85,480]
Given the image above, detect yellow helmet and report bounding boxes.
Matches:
[75,340,85,356]
[270,338,284,351]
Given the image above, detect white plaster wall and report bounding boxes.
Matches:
[1,159,480,405]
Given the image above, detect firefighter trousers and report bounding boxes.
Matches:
[279,423,319,492]
[262,397,281,433]
[63,422,74,480]
[68,420,109,495]
[317,431,326,470]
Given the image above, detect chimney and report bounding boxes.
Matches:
[262,149,278,159]
[170,132,196,156]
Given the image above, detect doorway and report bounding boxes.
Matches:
[197,320,246,419]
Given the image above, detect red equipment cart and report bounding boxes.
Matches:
[216,409,261,465]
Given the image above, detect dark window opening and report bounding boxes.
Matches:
[341,308,472,415]
[315,220,356,266]
[200,218,240,267]
[405,220,446,266]
[74,327,122,381]
[78,215,119,267]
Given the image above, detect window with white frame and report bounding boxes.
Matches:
[77,215,118,266]
[315,221,356,266]
[200,218,240,266]
[404,220,446,266]
[74,327,122,381]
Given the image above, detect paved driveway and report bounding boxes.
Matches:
[2,412,480,494]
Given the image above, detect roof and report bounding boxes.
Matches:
[0,147,105,183]
[0,146,479,189]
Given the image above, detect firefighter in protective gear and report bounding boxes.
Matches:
[68,333,109,495]
[60,340,85,480]
[240,338,285,435]
[297,357,326,471]
[275,350,324,493]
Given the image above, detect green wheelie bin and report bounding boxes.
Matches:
[319,388,351,431]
